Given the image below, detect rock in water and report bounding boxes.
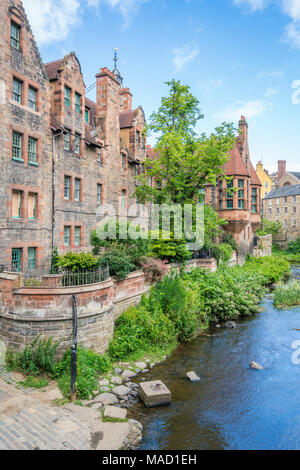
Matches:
[139,380,171,408]
[186,371,201,382]
[250,361,263,370]
[225,321,237,329]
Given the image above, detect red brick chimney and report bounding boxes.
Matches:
[278,160,286,181]
[120,88,132,112]
[95,67,121,141]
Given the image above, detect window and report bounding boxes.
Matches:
[75,93,81,113]
[293,196,297,203]
[12,131,22,160]
[276,198,280,206]
[268,208,272,216]
[252,188,258,213]
[141,134,145,149]
[64,176,71,199]
[64,132,70,151]
[283,221,288,228]
[28,137,37,164]
[85,109,89,124]
[219,181,223,210]
[135,164,139,176]
[28,193,37,220]
[12,248,22,272]
[293,219,297,227]
[97,149,102,164]
[74,134,80,154]
[265,182,269,189]
[13,77,22,103]
[11,22,20,50]
[284,207,288,215]
[75,178,81,201]
[276,207,280,216]
[28,247,36,270]
[226,180,233,209]
[75,227,81,247]
[122,154,126,170]
[122,189,126,209]
[64,226,71,246]
[268,200,272,207]
[97,184,102,205]
[293,207,297,214]
[28,87,37,111]
[284,197,288,205]
[12,190,22,219]
[238,180,244,209]
[64,86,71,107]
[136,131,140,147]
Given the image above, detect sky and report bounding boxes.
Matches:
[22,0,300,172]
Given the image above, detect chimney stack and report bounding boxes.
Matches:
[278,160,286,181]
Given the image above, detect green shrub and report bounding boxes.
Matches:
[244,255,290,285]
[222,233,238,251]
[256,218,281,237]
[274,281,300,309]
[6,337,60,376]
[287,237,300,254]
[57,252,99,272]
[98,245,135,280]
[150,231,191,262]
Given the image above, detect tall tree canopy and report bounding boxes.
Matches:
[135,79,236,206]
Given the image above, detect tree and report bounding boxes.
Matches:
[135,79,236,206]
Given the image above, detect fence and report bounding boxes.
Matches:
[0,264,110,288]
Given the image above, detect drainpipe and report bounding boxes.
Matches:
[52,131,64,251]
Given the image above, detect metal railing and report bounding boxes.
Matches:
[1,264,110,288]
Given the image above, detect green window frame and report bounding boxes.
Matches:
[64,132,70,151]
[12,248,22,272]
[75,93,81,113]
[13,78,22,103]
[28,137,37,164]
[12,131,23,161]
[85,109,89,123]
[28,86,37,111]
[74,134,80,154]
[252,188,257,213]
[226,180,234,209]
[64,226,71,247]
[64,176,71,199]
[97,184,102,205]
[11,22,20,50]
[64,86,71,107]
[28,247,36,270]
[136,131,140,147]
[75,227,81,247]
[75,178,81,201]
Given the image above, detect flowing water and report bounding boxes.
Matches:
[130,266,300,450]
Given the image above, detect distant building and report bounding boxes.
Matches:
[277,160,300,187]
[263,184,300,248]
[256,161,273,198]
[206,116,262,262]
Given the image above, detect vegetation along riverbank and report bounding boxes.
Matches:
[6,255,290,401]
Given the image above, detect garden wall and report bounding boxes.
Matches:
[0,258,219,354]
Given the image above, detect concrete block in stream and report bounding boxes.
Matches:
[139,380,171,408]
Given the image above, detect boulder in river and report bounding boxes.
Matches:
[250,361,263,370]
[225,321,237,329]
[186,371,201,382]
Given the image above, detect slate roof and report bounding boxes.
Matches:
[44,59,64,80]
[264,184,300,199]
[290,172,300,181]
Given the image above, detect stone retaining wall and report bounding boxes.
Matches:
[0,258,219,354]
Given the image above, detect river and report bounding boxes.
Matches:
[130,265,300,450]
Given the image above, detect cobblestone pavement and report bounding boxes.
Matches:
[0,373,132,450]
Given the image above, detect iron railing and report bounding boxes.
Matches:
[0,264,110,288]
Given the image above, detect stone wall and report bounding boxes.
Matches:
[253,234,272,258]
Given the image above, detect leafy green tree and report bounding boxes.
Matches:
[256,218,281,237]
[135,79,236,206]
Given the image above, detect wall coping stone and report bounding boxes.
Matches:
[13,278,114,296]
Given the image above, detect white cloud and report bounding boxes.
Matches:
[232,0,270,11]
[264,86,279,97]
[256,70,284,79]
[198,78,223,93]
[172,42,199,72]
[281,0,300,21]
[212,99,268,121]
[22,0,149,45]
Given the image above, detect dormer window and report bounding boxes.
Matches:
[11,22,20,50]
[64,86,71,107]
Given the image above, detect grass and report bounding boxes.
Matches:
[17,376,49,389]
[272,246,300,264]
[273,281,300,309]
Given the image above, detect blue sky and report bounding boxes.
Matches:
[23,0,300,172]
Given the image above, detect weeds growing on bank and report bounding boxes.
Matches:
[5,256,291,400]
[273,281,300,309]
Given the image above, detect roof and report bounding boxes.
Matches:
[146,146,160,161]
[44,59,64,80]
[290,172,300,181]
[120,110,136,129]
[223,145,250,177]
[250,162,262,186]
[264,184,300,199]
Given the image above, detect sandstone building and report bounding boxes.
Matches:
[0,0,148,270]
[205,116,262,261]
[256,161,273,198]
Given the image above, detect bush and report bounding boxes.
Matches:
[57,252,99,272]
[6,336,60,376]
[55,347,111,399]
[244,255,290,285]
[287,237,300,254]
[204,242,233,264]
[150,231,191,262]
[140,257,169,281]
[274,281,300,309]
[98,245,135,280]
[256,218,281,237]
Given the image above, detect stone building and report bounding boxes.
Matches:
[205,116,262,262]
[276,160,300,187]
[0,0,148,270]
[263,184,300,248]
